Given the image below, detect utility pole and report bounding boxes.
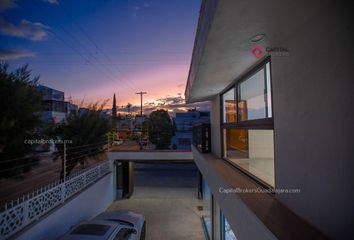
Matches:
[135,91,147,116]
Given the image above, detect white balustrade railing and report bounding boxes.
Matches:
[0,160,111,240]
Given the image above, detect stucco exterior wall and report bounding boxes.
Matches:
[270,2,354,238]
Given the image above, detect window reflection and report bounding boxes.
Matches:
[202,179,212,239]
[221,211,237,240]
[221,61,274,187]
[223,128,274,186]
[238,65,272,121]
[222,88,236,123]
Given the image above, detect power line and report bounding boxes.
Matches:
[47,28,132,90]
[56,2,137,91]
[0,141,107,164]
[0,149,106,174]
[66,141,108,150]
[65,149,104,162]
[0,155,35,164]
[31,0,135,92]
[0,159,107,207]
[0,161,39,174]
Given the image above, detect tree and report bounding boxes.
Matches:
[112,93,117,129]
[51,102,110,179]
[0,63,43,179]
[126,103,132,114]
[148,109,175,149]
[142,120,149,137]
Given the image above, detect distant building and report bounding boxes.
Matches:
[133,116,146,132]
[99,109,111,120]
[37,85,68,124]
[171,110,210,150]
[117,119,133,139]
[67,102,78,115]
[78,107,89,115]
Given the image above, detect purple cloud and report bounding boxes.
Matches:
[0,18,49,41]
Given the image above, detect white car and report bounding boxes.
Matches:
[59,210,146,240]
[113,139,124,146]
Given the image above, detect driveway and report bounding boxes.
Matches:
[108,187,206,240]
[107,163,206,240]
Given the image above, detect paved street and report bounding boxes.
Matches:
[108,163,206,240]
[0,153,106,208]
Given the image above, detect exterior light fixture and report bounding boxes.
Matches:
[250,33,266,42]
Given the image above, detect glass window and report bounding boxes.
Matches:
[113,228,133,240]
[222,88,236,123]
[223,128,274,186]
[202,178,212,240]
[178,138,191,145]
[221,60,274,187]
[221,211,237,240]
[71,224,110,236]
[238,63,272,121]
[224,218,237,240]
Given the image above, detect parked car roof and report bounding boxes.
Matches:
[59,220,120,240]
[59,210,144,240]
[94,210,143,226]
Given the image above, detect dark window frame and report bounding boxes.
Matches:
[221,87,237,124]
[220,57,276,189]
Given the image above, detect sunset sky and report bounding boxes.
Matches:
[0,0,202,112]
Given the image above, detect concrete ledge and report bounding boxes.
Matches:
[192,146,277,240]
[192,146,327,240]
[108,151,193,162]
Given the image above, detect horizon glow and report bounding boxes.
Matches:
[0,0,201,109]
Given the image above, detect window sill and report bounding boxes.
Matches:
[223,157,275,188]
[192,147,328,240]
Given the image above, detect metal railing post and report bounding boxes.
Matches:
[23,199,29,226]
[62,140,67,204]
[63,141,67,181]
[107,134,110,151]
[61,181,65,203]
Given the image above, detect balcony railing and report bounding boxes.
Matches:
[0,160,111,239]
[192,123,211,153]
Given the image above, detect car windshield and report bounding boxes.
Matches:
[71,224,110,236]
[113,228,133,240]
